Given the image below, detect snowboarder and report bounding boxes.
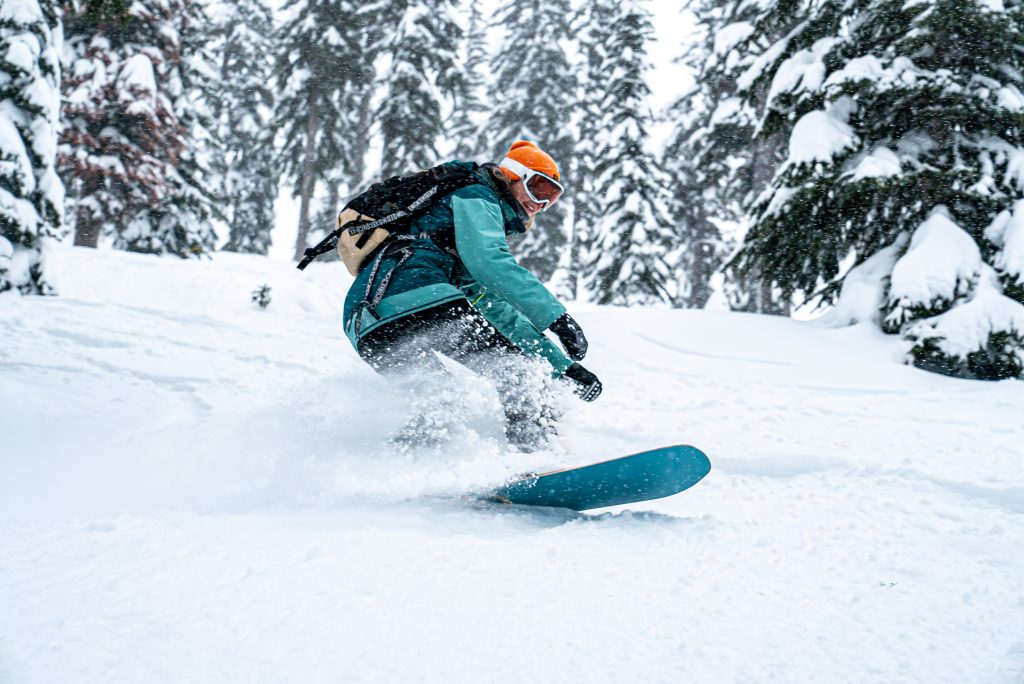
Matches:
[341,140,602,451]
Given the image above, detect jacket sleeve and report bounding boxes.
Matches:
[474,295,575,375]
[451,186,566,331]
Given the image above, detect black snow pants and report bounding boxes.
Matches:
[357,299,560,451]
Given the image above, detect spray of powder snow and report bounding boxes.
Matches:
[1,349,576,520]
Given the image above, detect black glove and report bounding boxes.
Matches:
[563,363,602,402]
[549,312,588,361]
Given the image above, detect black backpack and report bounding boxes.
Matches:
[297,162,482,274]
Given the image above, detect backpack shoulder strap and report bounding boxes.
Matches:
[297,164,483,272]
[345,164,482,237]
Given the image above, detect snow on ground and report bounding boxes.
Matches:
[1,246,1023,683]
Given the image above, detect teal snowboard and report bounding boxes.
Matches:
[486,445,710,511]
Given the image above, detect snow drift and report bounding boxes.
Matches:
[1,246,1022,683]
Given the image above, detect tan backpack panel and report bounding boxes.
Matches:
[336,208,389,276]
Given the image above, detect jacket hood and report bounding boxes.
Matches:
[472,162,530,235]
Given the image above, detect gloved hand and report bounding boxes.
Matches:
[563,363,602,402]
[549,312,588,361]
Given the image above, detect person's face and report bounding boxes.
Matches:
[510,180,545,218]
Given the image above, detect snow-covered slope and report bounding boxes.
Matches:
[2,246,1022,683]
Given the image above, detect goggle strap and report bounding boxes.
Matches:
[500,157,562,187]
[499,157,531,179]
[499,157,564,209]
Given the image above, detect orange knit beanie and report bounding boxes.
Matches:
[499,140,560,181]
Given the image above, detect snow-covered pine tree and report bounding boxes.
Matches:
[306,84,376,259]
[483,0,576,282]
[371,0,465,179]
[678,0,801,225]
[0,0,63,294]
[576,0,673,306]
[275,0,374,261]
[561,2,611,301]
[309,174,343,260]
[448,1,488,160]
[658,21,726,307]
[734,0,1024,379]
[670,0,802,313]
[121,0,220,257]
[210,0,278,255]
[60,0,215,257]
[662,127,726,309]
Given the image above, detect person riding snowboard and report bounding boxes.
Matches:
[341,140,602,451]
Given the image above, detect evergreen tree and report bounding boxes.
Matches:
[309,174,343,261]
[662,130,727,309]
[734,0,1024,379]
[275,0,374,261]
[484,0,576,282]
[0,0,64,294]
[561,3,609,301]
[372,0,465,179]
[449,2,489,160]
[121,0,220,257]
[61,0,180,249]
[210,0,278,255]
[61,0,216,257]
[671,0,803,313]
[576,0,673,305]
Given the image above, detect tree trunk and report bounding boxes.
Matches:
[351,95,372,190]
[564,198,582,300]
[323,178,341,225]
[73,176,102,248]
[293,106,319,262]
[746,128,787,315]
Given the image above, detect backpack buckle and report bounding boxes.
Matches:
[361,302,380,321]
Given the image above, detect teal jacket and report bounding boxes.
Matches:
[342,162,573,374]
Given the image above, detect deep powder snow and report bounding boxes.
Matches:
[1,246,1022,683]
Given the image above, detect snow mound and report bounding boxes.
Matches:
[886,207,981,325]
[823,54,885,86]
[788,110,857,165]
[988,200,1024,282]
[0,116,36,194]
[905,268,1024,356]
[819,235,907,327]
[0,0,44,23]
[998,84,1024,112]
[714,21,754,56]
[117,54,158,115]
[768,37,837,104]
[849,145,901,180]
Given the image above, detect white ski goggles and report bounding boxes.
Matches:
[499,157,564,210]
